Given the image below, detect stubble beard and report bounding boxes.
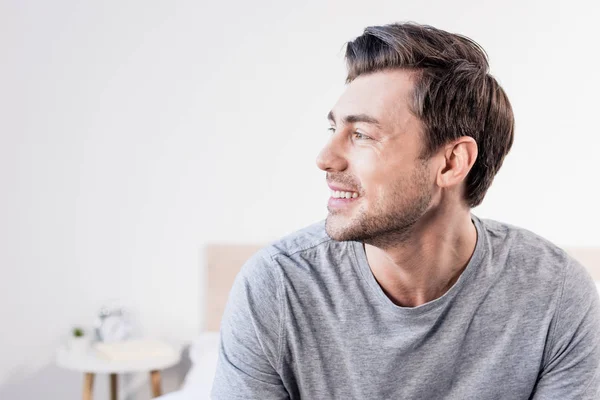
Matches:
[325,162,433,248]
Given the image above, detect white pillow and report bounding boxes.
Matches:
[183,332,221,391]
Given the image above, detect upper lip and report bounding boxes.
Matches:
[327,183,358,192]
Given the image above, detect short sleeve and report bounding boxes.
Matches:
[210,250,289,400]
[531,257,600,399]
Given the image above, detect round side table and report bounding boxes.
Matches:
[56,344,181,400]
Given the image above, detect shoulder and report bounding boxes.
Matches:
[477,215,574,279]
[237,219,337,283]
[265,219,333,258]
[474,214,598,305]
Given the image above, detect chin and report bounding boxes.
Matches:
[325,213,362,242]
[325,204,425,246]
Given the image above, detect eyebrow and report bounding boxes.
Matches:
[327,111,381,128]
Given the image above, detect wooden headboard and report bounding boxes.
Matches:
[205,244,264,332]
[203,245,600,332]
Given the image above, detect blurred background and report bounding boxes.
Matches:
[1,0,599,398]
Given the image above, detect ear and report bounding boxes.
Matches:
[437,137,478,189]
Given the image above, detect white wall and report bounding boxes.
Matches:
[1,0,599,398]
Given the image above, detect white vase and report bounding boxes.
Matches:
[69,336,91,355]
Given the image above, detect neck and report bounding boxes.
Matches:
[363,206,477,307]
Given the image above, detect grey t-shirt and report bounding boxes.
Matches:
[211,214,600,399]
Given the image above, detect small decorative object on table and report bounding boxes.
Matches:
[69,326,91,355]
[94,303,133,343]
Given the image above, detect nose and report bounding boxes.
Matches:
[316,136,348,172]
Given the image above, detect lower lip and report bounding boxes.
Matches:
[328,196,359,208]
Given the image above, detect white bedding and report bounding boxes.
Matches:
[158,332,220,400]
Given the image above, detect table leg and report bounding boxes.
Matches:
[110,373,118,400]
[83,373,94,400]
[150,370,162,397]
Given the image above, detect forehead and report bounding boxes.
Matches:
[332,69,416,125]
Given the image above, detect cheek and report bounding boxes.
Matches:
[353,156,395,199]
[350,147,416,198]
[352,154,379,188]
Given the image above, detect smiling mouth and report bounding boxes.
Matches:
[328,190,360,210]
[330,190,359,199]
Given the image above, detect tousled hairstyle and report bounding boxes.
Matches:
[345,22,514,207]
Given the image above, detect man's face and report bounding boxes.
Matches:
[317,69,436,244]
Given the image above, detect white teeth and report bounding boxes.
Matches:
[331,190,359,199]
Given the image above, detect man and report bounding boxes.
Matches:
[211,22,600,399]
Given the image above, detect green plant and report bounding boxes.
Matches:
[72,327,85,337]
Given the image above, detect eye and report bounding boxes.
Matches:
[327,127,372,141]
[353,131,371,140]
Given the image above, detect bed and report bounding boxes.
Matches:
[159,245,600,399]
[158,245,262,400]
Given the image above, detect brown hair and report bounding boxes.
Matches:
[345,22,514,208]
